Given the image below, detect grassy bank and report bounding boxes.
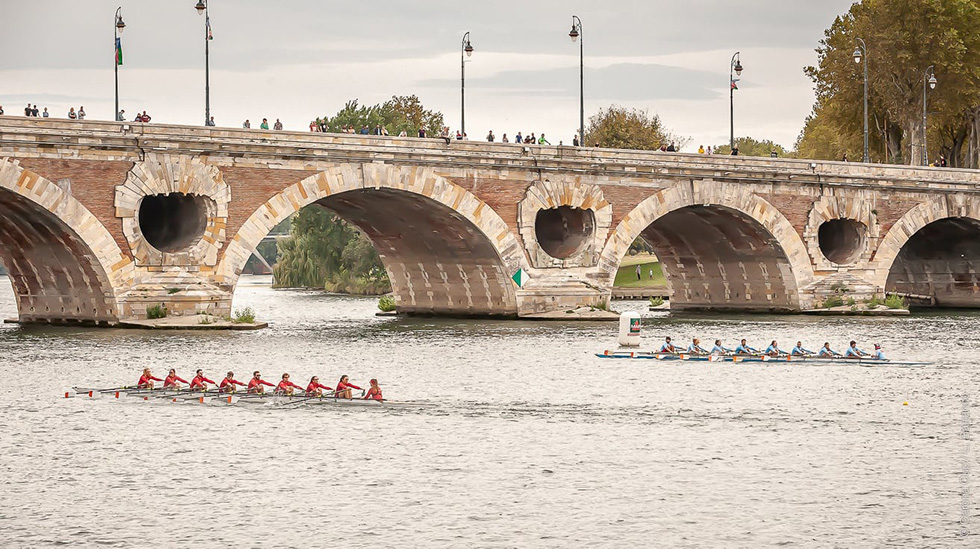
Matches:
[614,258,666,288]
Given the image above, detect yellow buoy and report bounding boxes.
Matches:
[903,401,909,406]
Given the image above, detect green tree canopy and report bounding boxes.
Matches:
[583,105,687,151]
[800,0,980,166]
[714,137,792,158]
[317,95,445,137]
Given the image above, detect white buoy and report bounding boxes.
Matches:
[618,311,642,347]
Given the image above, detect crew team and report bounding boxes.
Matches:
[655,337,887,360]
[136,369,383,400]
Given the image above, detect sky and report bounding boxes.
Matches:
[0,0,856,150]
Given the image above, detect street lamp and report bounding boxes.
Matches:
[195,0,211,125]
[853,39,869,162]
[461,32,473,136]
[730,52,743,150]
[114,7,126,122]
[569,16,584,147]
[922,65,937,166]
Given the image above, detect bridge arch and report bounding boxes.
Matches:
[218,163,528,316]
[873,195,980,307]
[0,159,132,323]
[599,181,814,311]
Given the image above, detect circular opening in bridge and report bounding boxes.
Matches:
[534,206,595,259]
[138,193,208,253]
[818,218,867,264]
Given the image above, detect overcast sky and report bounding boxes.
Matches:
[0,0,855,150]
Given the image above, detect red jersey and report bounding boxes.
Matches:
[137,374,163,388]
[337,380,362,392]
[276,380,302,393]
[164,374,188,388]
[248,378,274,393]
[189,375,215,390]
[306,382,333,396]
[364,387,383,401]
[219,378,245,393]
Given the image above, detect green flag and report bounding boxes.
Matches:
[115,37,123,66]
[511,268,528,288]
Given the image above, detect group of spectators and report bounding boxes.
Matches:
[116,110,152,123]
[242,118,283,130]
[487,131,551,145]
[16,103,86,119]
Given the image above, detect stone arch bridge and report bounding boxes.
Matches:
[2,117,979,324]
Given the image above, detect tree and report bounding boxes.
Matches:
[714,137,793,158]
[583,105,687,151]
[802,0,980,166]
[318,95,444,137]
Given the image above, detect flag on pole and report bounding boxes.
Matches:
[207,16,213,40]
[731,78,739,90]
[511,268,528,288]
[115,37,123,66]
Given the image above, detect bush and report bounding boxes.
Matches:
[884,294,907,309]
[822,295,844,308]
[232,307,256,323]
[146,304,168,319]
[649,297,664,307]
[377,295,396,312]
[846,297,856,306]
[198,315,213,325]
[865,296,883,308]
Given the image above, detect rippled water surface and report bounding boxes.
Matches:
[0,276,977,547]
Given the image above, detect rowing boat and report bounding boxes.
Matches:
[67,387,404,406]
[595,351,931,367]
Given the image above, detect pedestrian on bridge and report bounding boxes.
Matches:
[243,119,251,129]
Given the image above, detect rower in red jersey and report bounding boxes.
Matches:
[247,371,275,394]
[335,375,362,399]
[305,376,333,397]
[275,373,303,395]
[163,369,188,389]
[137,368,163,389]
[363,378,383,401]
[189,369,216,391]
[219,371,246,393]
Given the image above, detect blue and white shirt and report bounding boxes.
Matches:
[765,344,782,355]
[710,344,731,355]
[734,343,757,354]
[791,345,812,356]
[845,345,866,357]
[818,347,839,357]
[687,343,707,354]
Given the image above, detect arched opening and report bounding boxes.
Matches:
[631,205,799,311]
[885,217,980,307]
[534,206,595,259]
[138,193,209,253]
[0,188,119,324]
[818,218,866,264]
[257,188,518,317]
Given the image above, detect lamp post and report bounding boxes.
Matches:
[113,7,126,122]
[922,65,937,166]
[730,52,743,150]
[853,39,869,163]
[569,16,584,146]
[195,0,211,125]
[461,32,473,136]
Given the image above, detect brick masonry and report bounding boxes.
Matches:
[2,117,980,323]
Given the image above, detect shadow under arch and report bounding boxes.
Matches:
[218,164,527,317]
[884,217,980,307]
[0,160,132,324]
[599,184,813,312]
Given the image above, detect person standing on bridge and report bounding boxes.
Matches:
[243,119,251,129]
[68,107,77,119]
[487,130,495,142]
[260,118,269,130]
[274,119,283,130]
[730,145,739,156]
[538,134,550,145]
[248,371,275,394]
[78,106,86,120]
[116,109,126,121]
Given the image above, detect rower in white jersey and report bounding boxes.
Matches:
[734,339,759,355]
[764,340,785,357]
[686,338,709,355]
[658,337,676,353]
[710,339,732,355]
[791,341,814,356]
[844,340,869,358]
[870,344,887,360]
[818,342,842,357]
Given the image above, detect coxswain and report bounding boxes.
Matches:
[335,375,362,399]
[275,373,304,395]
[137,368,163,389]
[305,376,333,397]
[189,369,217,391]
[764,340,784,357]
[687,338,708,355]
[247,371,275,394]
[163,369,189,389]
[710,339,732,355]
[219,371,246,393]
[364,379,383,401]
[844,340,868,358]
[871,344,887,360]
[817,342,841,357]
[734,339,759,355]
[658,337,676,354]
[791,341,814,356]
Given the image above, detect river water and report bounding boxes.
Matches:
[0,275,977,547]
